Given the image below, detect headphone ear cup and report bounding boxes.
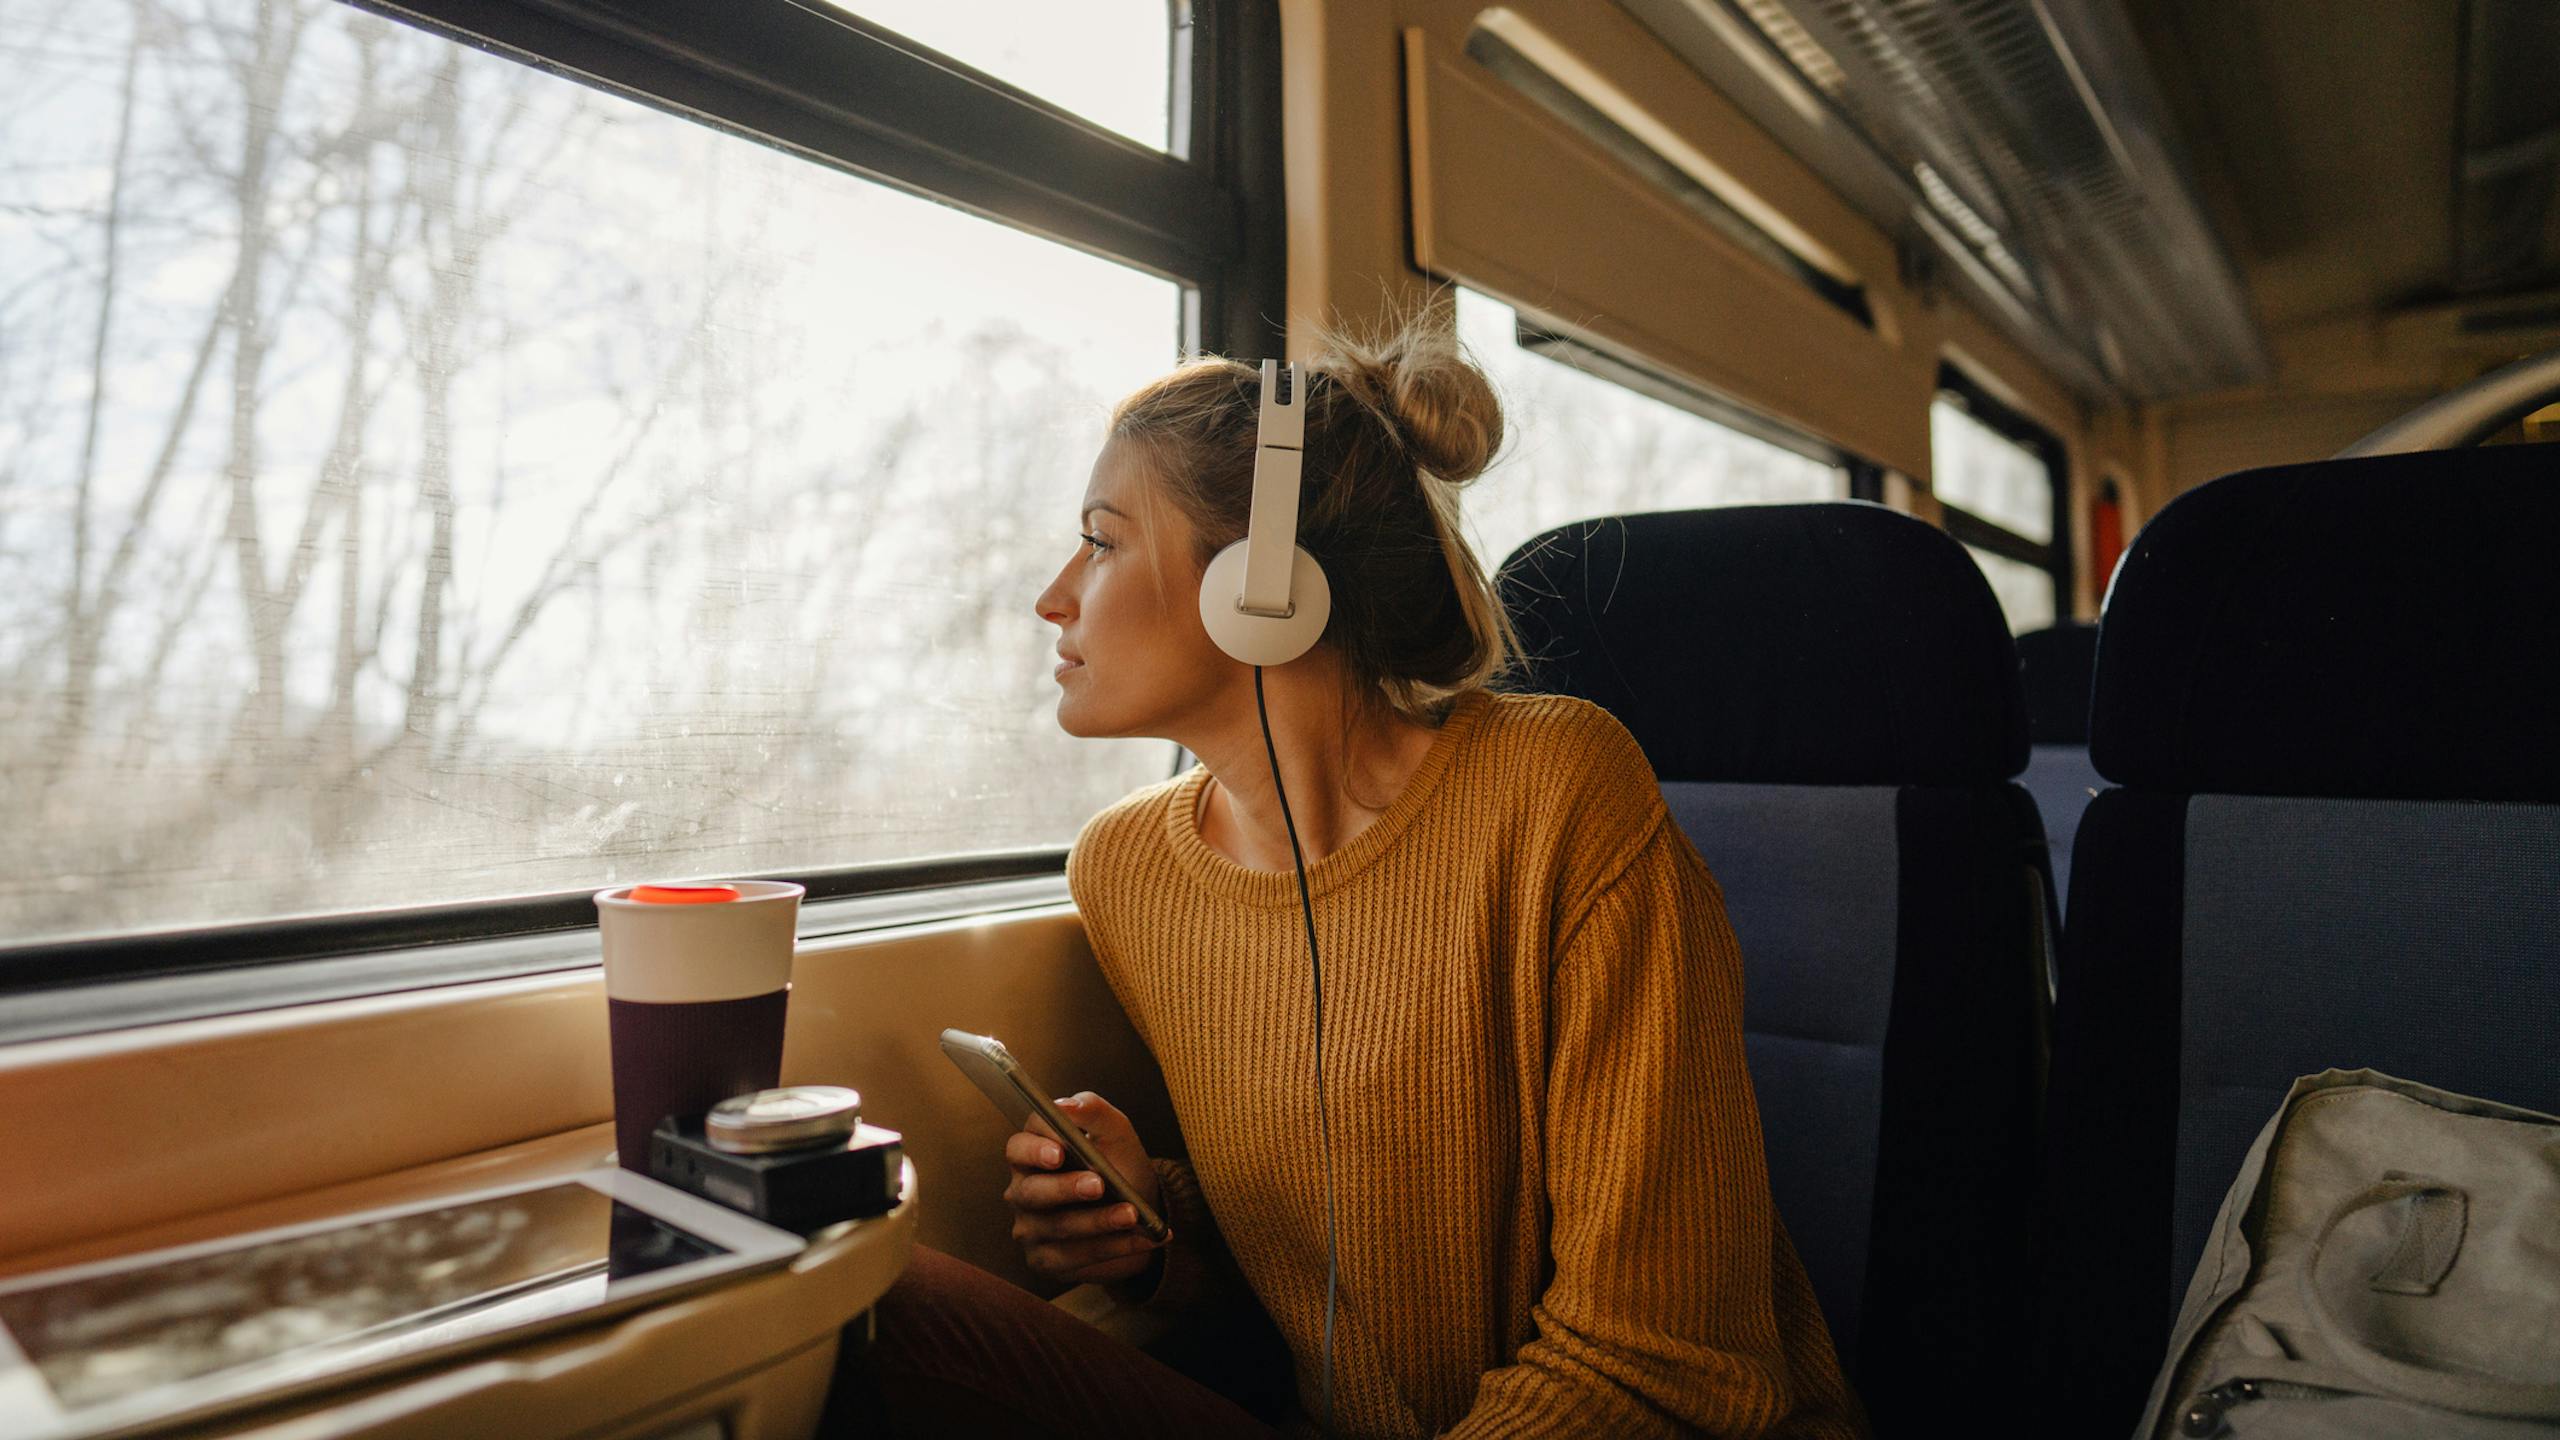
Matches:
[1198,540,1332,666]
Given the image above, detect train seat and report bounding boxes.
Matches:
[2014,622,2101,919]
[2029,440,2560,1432]
[1495,501,2049,1433]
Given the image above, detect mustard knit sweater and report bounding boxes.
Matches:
[1066,690,1867,1439]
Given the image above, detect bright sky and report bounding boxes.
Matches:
[825,2,1171,149]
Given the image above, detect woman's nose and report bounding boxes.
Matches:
[1034,566,1073,625]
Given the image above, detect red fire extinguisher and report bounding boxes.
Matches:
[2093,477,2125,599]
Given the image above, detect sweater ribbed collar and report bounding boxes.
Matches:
[1160,688,1492,909]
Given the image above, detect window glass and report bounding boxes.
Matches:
[0,0,1179,947]
[824,1,1172,151]
[1965,545,2059,635]
[1454,290,1845,573]
[1931,396,2053,544]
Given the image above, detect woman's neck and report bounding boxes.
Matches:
[1183,661,1442,873]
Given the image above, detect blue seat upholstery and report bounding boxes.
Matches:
[2015,622,2100,918]
[2029,442,2560,1433]
[1496,502,2050,1435]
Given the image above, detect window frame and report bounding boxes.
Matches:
[1933,362,2071,624]
[0,0,1284,1012]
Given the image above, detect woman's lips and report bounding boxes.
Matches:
[1053,658,1084,679]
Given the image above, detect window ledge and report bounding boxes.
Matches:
[0,873,1070,1048]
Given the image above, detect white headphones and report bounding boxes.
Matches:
[1198,361,1332,666]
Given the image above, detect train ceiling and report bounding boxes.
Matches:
[1630,0,2560,403]
[1626,0,2271,403]
[2122,0,2560,344]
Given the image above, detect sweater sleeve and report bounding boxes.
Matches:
[1104,1153,1255,1321]
[1443,815,1863,1440]
[1069,800,1257,1323]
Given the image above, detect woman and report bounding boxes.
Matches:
[848,318,1865,1439]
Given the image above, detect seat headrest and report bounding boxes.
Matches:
[2091,441,2560,801]
[1496,503,2027,786]
[2015,623,2099,745]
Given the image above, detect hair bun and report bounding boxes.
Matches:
[1316,317,1503,484]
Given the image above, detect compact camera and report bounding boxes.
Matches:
[648,1086,904,1233]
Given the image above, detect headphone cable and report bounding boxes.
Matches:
[1253,664,1337,1437]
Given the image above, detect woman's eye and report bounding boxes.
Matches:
[1079,531,1111,557]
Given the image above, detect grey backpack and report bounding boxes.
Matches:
[2137,1068,2560,1438]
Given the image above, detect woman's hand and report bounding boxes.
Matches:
[1003,1091,1170,1285]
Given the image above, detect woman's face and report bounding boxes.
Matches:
[1034,437,1231,739]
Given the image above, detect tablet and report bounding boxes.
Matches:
[0,1168,804,1440]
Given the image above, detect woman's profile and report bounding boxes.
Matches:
[839,313,1868,1439]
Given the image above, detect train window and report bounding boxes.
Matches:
[1962,544,2060,636]
[1933,399,2055,546]
[1931,370,2066,633]
[1454,289,1848,570]
[821,2,1173,150]
[0,0,1195,952]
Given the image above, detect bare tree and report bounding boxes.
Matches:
[2,0,1169,937]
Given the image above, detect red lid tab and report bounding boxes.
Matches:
[630,884,741,905]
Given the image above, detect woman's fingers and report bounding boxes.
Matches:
[1012,1203,1163,1250]
[1047,1094,1163,1213]
[1022,1227,1167,1279]
[1055,1092,1132,1143]
[1004,1168,1111,1210]
[998,1091,1163,1284]
[1003,1130,1065,1173]
[1015,1202,1140,1242]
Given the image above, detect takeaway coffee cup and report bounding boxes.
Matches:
[594,880,804,1173]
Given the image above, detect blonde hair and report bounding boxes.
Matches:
[1108,311,1521,727]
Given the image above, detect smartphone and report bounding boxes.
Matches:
[937,1028,1171,1243]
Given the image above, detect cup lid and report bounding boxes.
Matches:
[630,884,741,904]
[705,1086,862,1153]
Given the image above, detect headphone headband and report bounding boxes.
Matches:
[1238,361,1306,618]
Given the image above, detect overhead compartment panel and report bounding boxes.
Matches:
[1402,26,1935,479]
